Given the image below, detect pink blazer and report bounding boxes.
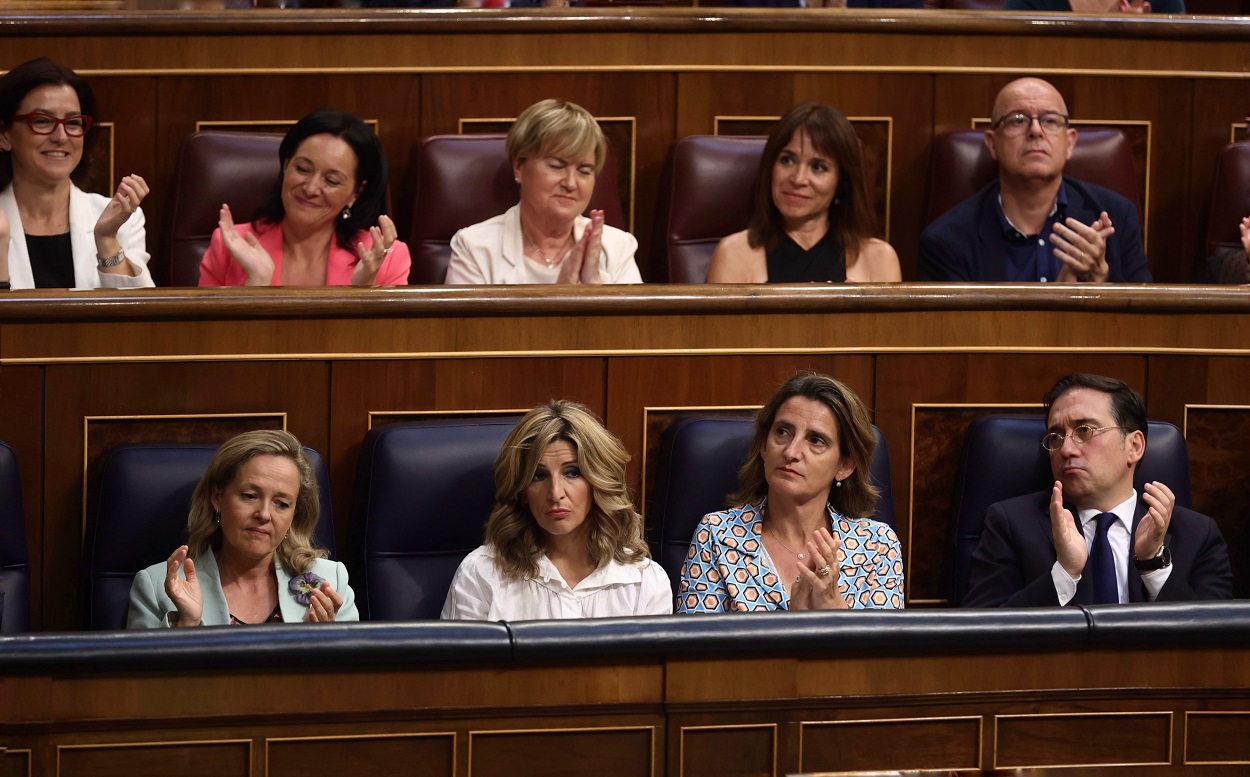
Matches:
[198,221,411,286]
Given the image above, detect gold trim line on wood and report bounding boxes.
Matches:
[14,344,1250,367]
[679,723,777,777]
[1183,710,1250,766]
[80,412,288,542]
[1231,122,1247,144]
[992,711,1173,770]
[56,739,254,777]
[639,405,760,524]
[468,726,656,777]
[1182,403,1250,439]
[264,731,455,776]
[366,407,532,431]
[907,402,1042,605]
[799,715,984,774]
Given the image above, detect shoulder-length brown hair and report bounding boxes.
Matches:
[184,429,327,575]
[746,102,878,256]
[729,373,879,518]
[485,400,649,580]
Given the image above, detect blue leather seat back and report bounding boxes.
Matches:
[0,440,30,633]
[648,416,896,592]
[86,443,337,630]
[950,414,1192,605]
[352,418,519,621]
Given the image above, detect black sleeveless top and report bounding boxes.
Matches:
[765,229,846,283]
[26,233,76,288]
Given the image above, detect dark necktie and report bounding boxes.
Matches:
[1090,512,1119,604]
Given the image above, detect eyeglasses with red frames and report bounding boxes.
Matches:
[11,112,93,137]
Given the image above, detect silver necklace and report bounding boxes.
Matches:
[523,229,574,268]
[767,526,805,561]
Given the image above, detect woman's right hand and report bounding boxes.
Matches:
[218,204,275,286]
[557,209,605,285]
[164,545,203,627]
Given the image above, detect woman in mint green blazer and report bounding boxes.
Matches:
[127,430,358,628]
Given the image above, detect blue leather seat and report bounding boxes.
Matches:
[351,418,519,621]
[949,415,1192,606]
[647,417,896,592]
[0,440,31,633]
[85,443,337,630]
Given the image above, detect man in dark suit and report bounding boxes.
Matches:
[964,374,1232,607]
[920,78,1151,283]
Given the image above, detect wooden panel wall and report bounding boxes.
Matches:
[3,12,1249,284]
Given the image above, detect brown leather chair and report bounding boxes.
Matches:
[408,134,626,285]
[1204,141,1250,258]
[166,131,284,287]
[664,135,766,284]
[925,128,1141,226]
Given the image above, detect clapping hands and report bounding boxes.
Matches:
[556,209,605,285]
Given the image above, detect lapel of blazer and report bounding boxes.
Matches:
[1042,500,1098,605]
[194,551,232,626]
[275,560,309,624]
[721,502,788,609]
[501,205,524,280]
[0,186,34,289]
[68,185,98,289]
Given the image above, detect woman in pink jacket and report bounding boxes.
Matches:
[199,109,410,287]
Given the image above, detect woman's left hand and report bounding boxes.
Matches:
[557,209,604,285]
[789,527,850,610]
[351,214,398,287]
[304,581,345,623]
[93,174,149,240]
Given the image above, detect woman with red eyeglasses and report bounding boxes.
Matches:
[0,58,152,290]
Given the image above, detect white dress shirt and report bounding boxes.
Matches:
[441,545,673,621]
[1051,489,1171,605]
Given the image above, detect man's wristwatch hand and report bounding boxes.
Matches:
[1133,545,1171,571]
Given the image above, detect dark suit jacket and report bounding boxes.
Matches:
[963,491,1233,607]
[919,177,1152,283]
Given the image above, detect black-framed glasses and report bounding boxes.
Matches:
[11,112,93,137]
[991,111,1070,137]
[1041,425,1121,452]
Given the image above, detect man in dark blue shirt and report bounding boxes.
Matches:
[920,78,1151,284]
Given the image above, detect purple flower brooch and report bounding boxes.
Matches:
[289,572,327,606]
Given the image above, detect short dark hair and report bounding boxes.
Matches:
[1043,373,1148,443]
[253,108,388,249]
[730,372,879,518]
[0,57,98,190]
[746,102,877,256]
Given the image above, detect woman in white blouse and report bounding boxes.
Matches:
[441,400,671,620]
[445,98,642,285]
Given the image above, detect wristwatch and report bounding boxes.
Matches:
[1133,545,1172,571]
[98,248,126,268]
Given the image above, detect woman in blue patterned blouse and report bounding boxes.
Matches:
[678,373,904,612]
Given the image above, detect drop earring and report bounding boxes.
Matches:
[340,205,352,220]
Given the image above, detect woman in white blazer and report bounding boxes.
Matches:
[446,99,642,285]
[0,58,151,290]
[128,430,358,628]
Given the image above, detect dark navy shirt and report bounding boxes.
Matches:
[995,182,1067,283]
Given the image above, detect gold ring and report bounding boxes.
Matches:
[817,564,831,578]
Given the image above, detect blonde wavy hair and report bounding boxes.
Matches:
[184,429,327,575]
[506,98,607,174]
[485,400,649,580]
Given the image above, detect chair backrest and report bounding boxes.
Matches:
[167,131,283,286]
[646,416,896,593]
[665,135,766,283]
[949,414,1192,606]
[85,443,337,630]
[1205,141,1250,258]
[351,417,520,620]
[408,134,626,284]
[0,441,30,633]
[925,128,1140,226]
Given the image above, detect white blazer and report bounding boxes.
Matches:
[1,183,153,290]
[447,204,642,285]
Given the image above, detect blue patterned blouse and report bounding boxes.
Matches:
[678,499,905,612]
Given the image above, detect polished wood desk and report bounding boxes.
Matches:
[1,284,1249,630]
[0,9,1247,283]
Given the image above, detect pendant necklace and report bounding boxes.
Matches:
[523,229,574,268]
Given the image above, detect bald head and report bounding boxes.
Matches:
[991,78,1070,123]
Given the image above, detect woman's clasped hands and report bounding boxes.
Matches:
[788,527,851,610]
[555,208,605,285]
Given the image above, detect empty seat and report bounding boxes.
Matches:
[0,440,30,633]
[408,134,626,284]
[949,415,1192,606]
[166,131,283,286]
[647,416,896,592]
[85,443,337,630]
[665,135,766,283]
[1204,141,1250,258]
[925,128,1140,226]
[351,417,519,620]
